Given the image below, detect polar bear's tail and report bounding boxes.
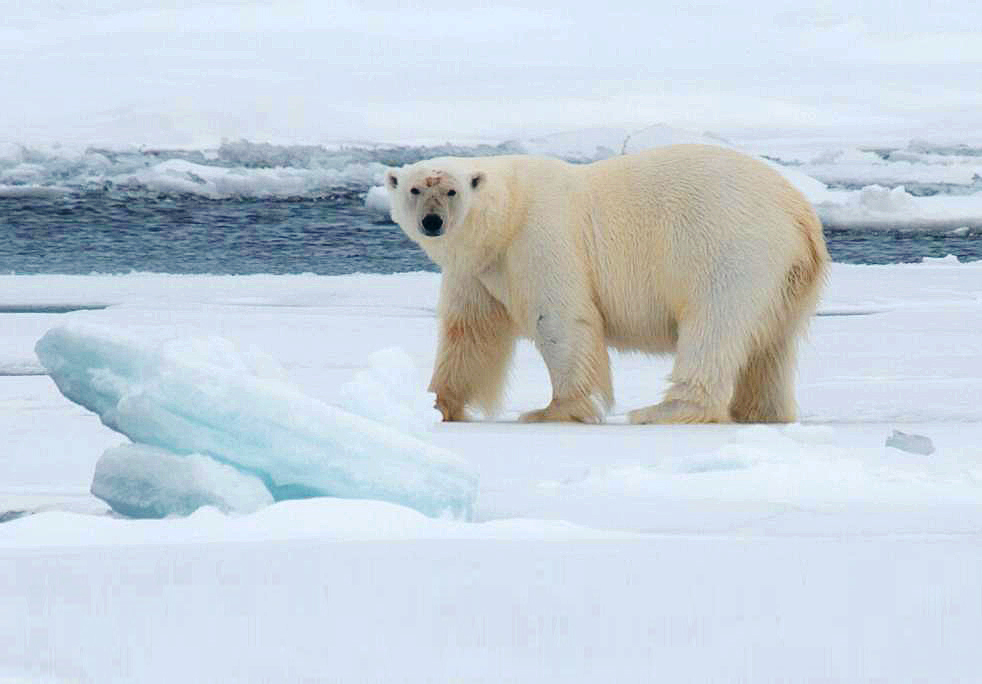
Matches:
[784,202,829,321]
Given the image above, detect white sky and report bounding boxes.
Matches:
[2,0,981,146]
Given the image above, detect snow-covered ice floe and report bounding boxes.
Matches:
[4,261,982,683]
[361,129,982,231]
[4,129,982,232]
[35,324,477,519]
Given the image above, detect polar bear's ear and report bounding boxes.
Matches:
[385,170,398,190]
[471,173,485,190]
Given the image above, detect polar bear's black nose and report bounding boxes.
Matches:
[421,214,444,236]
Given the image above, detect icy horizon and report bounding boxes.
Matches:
[4,127,981,232]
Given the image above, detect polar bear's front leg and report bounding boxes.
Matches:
[428,273,516,421]
[519,306,613,424]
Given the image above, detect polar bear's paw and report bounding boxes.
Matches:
[628,400,730,425]
[434,395,469,422]
[519,396,605,424]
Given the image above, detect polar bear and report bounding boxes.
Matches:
[385,145,827,424]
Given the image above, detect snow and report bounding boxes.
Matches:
[3,262,982,681]
[3,0,982,677]
[4,1,982,149]
[818,188,982,229]
[8,517,975,684]
[854,184,919,213]
[338,346,442,437]
[116,157,386,200]
[517,124,728,161]
[4,125,982,229]
[35,324,477,519]
[367,130,982,229]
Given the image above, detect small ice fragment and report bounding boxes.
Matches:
[92,444,273,518]
[921,254,960,264]
[364,185,391,215]
[885,430,935,456]
[857,184,916,214]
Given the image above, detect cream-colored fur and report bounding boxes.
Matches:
[386,144,828,424]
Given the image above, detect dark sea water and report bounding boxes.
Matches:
[3,138,981,274]
[0,191,432,275]
[2,192,981,275]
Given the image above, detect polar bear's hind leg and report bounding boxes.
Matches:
[728,336,797,423]
[628,269,776,425]
[730,241,826,423]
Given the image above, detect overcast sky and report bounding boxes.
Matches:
[3,0,980,146]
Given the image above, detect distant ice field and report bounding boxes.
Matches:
[3,130,982,274]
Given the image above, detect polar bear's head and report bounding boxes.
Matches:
[385,159,485,241]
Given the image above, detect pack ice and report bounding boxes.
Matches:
[35,324,478,519]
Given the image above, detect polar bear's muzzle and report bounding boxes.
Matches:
[420,213,444,237]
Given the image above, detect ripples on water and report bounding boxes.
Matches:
[1,192,430,275]
[2,191,981,275]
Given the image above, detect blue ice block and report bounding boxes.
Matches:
[92,443,274,518]
[36,324,478,519]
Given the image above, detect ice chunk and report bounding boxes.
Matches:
[363,185,391,216]
[92,444,273,518]
[858,184,917,214]
[885,430,935,456]
[113,158,387,200]
[921,254,961,265]
[36,324,478,519]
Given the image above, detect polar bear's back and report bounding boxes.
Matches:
[585,144,816,246]
[578,145,826,351]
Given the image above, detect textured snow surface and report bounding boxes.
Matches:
[3,262,982,682]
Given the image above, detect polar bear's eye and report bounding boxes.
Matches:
[447,190,456,197]
[410,188,420,195]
